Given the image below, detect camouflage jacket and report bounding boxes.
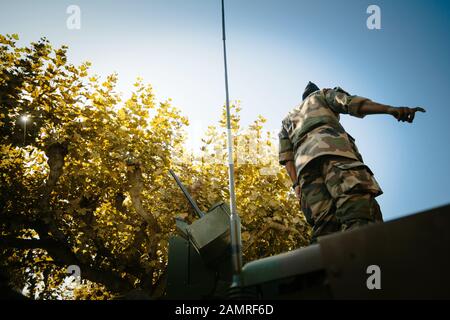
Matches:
[278,87,370,176]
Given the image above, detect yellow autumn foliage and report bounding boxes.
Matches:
[0,34,310,299]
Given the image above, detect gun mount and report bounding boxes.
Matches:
[168,170,231,265]
[166,170,234,299]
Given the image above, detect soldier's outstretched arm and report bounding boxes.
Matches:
[358,100,426,123]
[324,88,426,123]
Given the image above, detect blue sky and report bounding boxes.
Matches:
[1,0,449,220]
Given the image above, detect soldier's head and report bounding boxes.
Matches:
[302,81,320,100]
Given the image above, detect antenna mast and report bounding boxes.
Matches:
[221,0,243,286]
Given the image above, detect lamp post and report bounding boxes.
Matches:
[21,115,28,145]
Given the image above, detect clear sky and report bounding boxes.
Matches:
[1,0,449,220]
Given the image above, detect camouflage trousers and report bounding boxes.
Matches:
[299,155,383,243]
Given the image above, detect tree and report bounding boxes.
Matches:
[0,35,310,299]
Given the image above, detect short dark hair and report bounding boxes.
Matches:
[302,81,320,100]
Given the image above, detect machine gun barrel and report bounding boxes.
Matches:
[169,169,205,218]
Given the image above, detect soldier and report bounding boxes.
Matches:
[279,81,425,243]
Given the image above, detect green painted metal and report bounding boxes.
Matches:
[241,244,322,287]
[166,235,217,299]
[175,217,189,239]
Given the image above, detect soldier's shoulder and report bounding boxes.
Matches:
[286,102,302,116]
[321,88,332,95]
[333,86,350,95]
[283,111,296,125]
[321,87,350,96]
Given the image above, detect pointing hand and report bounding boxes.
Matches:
[389,106,426,123]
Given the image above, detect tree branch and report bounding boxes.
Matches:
[126,162,160,233]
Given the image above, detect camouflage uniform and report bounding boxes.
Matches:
[279,87,383,242]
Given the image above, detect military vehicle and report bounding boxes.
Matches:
[166,170,450,299]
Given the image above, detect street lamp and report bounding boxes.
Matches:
[21,115,29,144]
